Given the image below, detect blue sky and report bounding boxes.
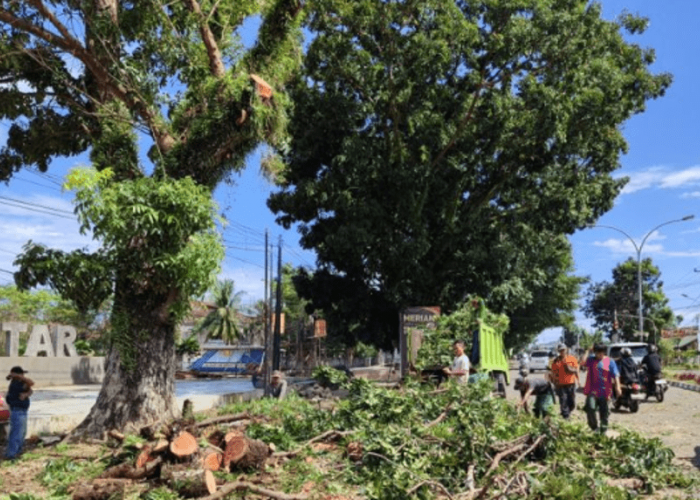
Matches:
[1,1,699,337]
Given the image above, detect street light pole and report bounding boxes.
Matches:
[591,215,694,341]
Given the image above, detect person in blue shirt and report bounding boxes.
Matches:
[5,366,34,460]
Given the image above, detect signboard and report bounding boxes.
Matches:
[313,319,327,338]
[399,307,440,377]
[2,322,78,357]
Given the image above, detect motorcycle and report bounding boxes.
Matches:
[639,366,668,402]
[613,381,644,413]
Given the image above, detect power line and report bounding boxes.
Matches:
[0,268,15,275]
[25,168,64,187]
[0,195,74,215]
[0,199,75,220]
[226,255,265,269]
[7,175,63,192]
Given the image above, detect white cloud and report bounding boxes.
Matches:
[681,191,700,199]
[621,165,700,195]
[0,192,97,279]
[661,166,700,188]
[619,167,666,194]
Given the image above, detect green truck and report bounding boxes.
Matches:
[412,297,511,396]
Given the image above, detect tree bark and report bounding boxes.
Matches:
[73,312,179,439]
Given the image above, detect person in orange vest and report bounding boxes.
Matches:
[550,343,579,419]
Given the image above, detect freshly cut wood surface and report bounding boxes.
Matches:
[170,431,198,457]
[203,451,223,472]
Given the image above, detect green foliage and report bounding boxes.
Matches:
[353,341,378,359]
[38,457,104,496]
[578,329,605,351]
[584,258,675,341]
[312,365,350,388]
[243,377,693,500]
[269,0,668,349]
[175,336,201,356]
[141,488,184,500]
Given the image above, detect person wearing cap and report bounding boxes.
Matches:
[270,370,288,400]
[583,344,621,434]
[550,343,579,419]
[5,366,34,460]
[515,375,554,418]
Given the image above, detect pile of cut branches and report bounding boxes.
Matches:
[23,380,698,500]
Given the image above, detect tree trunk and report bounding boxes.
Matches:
[73,282,180,438]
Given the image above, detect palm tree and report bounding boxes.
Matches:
[196,279,245,344]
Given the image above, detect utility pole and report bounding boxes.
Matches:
[273,236,283,370]
[263,230,270,396]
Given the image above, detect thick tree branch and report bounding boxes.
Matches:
[183,0,225,78]
[0,4,176,154]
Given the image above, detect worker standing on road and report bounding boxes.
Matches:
[583,344,621,434]
[443,340,470,384]
[4,366,34,460]
[550,343,579,419]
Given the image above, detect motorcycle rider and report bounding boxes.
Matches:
[640,344,662,400]
[618,347,639,387]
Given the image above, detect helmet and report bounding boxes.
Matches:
[650,344,658,353]
[621,347,631,357]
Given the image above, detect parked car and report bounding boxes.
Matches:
[607,342,649,366]
[528,350,551,372]
[0,395,9,423]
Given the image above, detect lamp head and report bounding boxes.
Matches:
[682,215,695,221]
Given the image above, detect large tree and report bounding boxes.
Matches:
[269,0,670,347]
[583,257,675,342]
[1,0,303,436]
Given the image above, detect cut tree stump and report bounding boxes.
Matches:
[223,435,271,470]
[170,430,199,458]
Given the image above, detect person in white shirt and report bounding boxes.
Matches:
[443,340,470,384]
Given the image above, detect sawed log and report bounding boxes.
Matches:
[223,435,271,470]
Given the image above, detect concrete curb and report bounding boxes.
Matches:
[668,380,700,393]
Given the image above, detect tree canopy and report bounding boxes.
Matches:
[583,257,675,342]
[1,0,303,436]
[269,0,670,347]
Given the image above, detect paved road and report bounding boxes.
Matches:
[13,378,258,435]
[507,370,700,469]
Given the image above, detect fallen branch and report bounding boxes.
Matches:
[407,480,454,499]
[272,430,354,459]
[510,434,546,468]
[199,480,308,500]
[483,442,528,478]
[195,412,250,428]
[426,403,453,428]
